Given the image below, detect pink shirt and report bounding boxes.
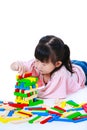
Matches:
[20,59,86,99]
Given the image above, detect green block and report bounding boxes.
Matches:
[29,99,44,106]
[66,100,79,107]
[28,115,41,123]
[15,108,22,110]
[17,77,38,86]
[67,112,82,119]
[80,114,87,117]
[14,92,28,97]
[30,92,33,96]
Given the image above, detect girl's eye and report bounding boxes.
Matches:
[35,59,47,66]
[42,63,47,66]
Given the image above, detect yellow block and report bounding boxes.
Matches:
[15,98,29,104]
[60,101,66,108]
[0,116,23,123]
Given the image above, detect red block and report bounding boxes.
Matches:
[40,116,52,124]
[15,88,19,92]
[54,105,66,112]
[23,72,32,78]
[82,103,87,113]
[8,103,28,109]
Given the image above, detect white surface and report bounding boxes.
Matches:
[0,87,87,130]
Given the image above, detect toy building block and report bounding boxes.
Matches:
[82,103,87,113]
[51,107,64,114]
[0,108,5,111]
[33,116,45,123]
[28,115,41,124]
[66,100,79,107]
[8,103,28,109]
[14,72,44,106]
[54,105,66,112]
[55,118,74,122]
[0,116,24,123]
[60,101,66,108]
[15,110,33,118]
[66,112,82,119]
[40,115,53,124]
[27,107,46,111]
[7,110,15,117]
[61,111,73,118]
[67,107,83,112]
[73,117,87,123]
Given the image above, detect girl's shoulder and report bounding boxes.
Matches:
[52,66,70,78]
[72,64,85,73]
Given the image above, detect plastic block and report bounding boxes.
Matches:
[54,105,66,112]
[0,108,5,111]
[82,103,87,112]
[51,107,64,114]
[55,118,74,122]
[29,115,41,123]
[8,103,28,109]
[40,116,52,124]
[7,110,15,117]
[29,99,44,106]
[67,112,82,119]
[66,100,79,107]
[73,117,87,123]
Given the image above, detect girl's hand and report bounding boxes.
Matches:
[10,62,25,75]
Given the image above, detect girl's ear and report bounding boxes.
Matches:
[55,61,62,67]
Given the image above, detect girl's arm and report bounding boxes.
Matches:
[10,59,35,75]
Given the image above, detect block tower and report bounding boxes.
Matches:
[14,72,43,106]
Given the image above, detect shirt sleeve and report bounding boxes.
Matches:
[17,59,35,72]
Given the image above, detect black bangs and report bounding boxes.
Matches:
[34,45,50,62]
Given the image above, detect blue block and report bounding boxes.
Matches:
[48,115,60,122]
[0,108,5,111]
[32,112,49,116]
[0,101,3,104]
[55,118,74,122]
[7,110,15,117]
[74,118,87,123]
[67,107,83,112]
[32,85,36,88]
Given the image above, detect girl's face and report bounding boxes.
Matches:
[35,59,56,75]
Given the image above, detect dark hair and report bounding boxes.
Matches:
[34,35,73,73]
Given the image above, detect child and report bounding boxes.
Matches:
[10,35,87,99]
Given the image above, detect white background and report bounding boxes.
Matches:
[0,0,87,129]
[0,0,87,100]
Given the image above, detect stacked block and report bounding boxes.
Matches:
[14,72,43,106]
